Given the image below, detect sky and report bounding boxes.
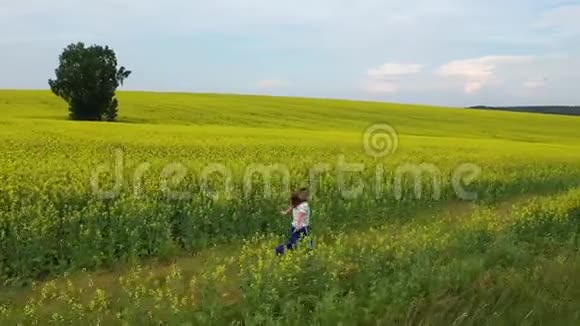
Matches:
[1,0,580,106]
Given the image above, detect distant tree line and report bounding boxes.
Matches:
[468,106,580,117]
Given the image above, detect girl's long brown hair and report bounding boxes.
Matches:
[291,188,309,207]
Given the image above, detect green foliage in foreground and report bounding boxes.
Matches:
[0,90,579,324]
[1,190,579,324]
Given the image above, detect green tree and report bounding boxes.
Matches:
[49,42,131,121]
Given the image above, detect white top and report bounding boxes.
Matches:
[292,202,311,229]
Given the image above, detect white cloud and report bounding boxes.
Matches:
[539,4,580,36]
[257,79,290,89]
[437,55,534,94]
[361,81,398,94]
[464,81,483,94]
[362,62,422,94]
[366,63,423,79]
[523,77,547,89]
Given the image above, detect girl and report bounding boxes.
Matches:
[275,189,312,255]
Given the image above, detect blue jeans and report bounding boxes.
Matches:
[275,226,312,255]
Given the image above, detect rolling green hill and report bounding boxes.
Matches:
[2,90,579,144]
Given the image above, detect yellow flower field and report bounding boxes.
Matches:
[1,90,579,324]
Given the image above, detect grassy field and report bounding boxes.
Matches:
[0,90,579,324]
